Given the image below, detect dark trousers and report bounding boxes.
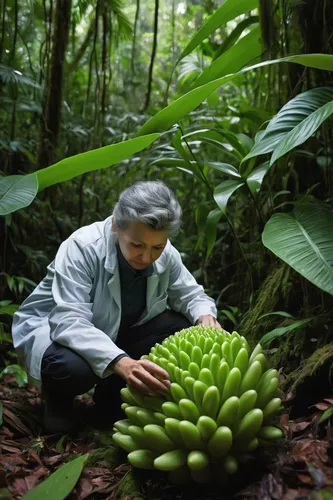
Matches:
[41,310,191,415]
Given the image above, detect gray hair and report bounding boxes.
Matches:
[113,181,182,236]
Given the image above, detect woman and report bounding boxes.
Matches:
[12,181,221,433]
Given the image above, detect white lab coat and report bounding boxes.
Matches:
[12,216,217,388]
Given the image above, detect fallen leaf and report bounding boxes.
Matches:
[75,477,93,499]
[2,408,32,436]
[314,403,332,411]
[289,420,312,433]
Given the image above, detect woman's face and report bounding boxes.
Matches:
[113,220,169,270]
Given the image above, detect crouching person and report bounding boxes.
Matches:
[12,181,220,433]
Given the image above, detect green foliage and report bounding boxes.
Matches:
[0,175,38,216]
[23,454,89,500]
[262,200,333,296]
[0,135,160,214]
[0,364,27,387]
[244,87,333,162]
[177,0,258,63]
[192,25,262,89]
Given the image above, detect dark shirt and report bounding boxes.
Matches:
[116,244,153,333]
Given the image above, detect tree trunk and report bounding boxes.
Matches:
[143,0,159,112]
[131,0,140,76]
[37,0,72,170]
[0,0,6,63]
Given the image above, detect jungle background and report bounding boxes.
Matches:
[1,0,333,498]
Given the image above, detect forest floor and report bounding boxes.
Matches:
[1,373,333,500]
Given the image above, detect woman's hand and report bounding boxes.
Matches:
[196,314,222,329]
[113,357,171,396]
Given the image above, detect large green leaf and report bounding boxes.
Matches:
[244,87,333,161]
[37,134,160,191]
[270,99,333,164]
[214,179,245,213]
[23,454,89,500]
[0,174,38,216]
[246,161,270,196]
[137,55,333,137]
[192,25,261,89]
[178,0,258,63]
[262,201,333,296]
[213,16,259,60]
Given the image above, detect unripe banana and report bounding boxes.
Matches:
[201,354,210,369]
[111,326,282,482]
[170,382,188,402]
[188,361,200,379]
[216,396,240,428]
[199,367,215,387]
[197,415,217,441]
[112,432,137,453]
[207,426,233,458]
[162,401,182,420]
[231,337,242,361]
[239,390,257,419]
[179,398,200,423]
[256,377,279,408]
[233,348,249,376]
[143,424,175,452]
[154,449,187,471]
[239,360,262,394]
[187,450,210,471]
[258,426,284,440]
[249,343,263,364]
[222,367,241,402]
[179,420,205,450]
[263,397,282,422]
[193,380,208,410]
[202,386,220,420]
[127,449,157,469]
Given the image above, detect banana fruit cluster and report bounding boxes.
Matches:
[112,326,283,484]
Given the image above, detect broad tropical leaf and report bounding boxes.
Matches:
[0,174,38,216]
[137,55,333,137]
[270,99,333,164]
[246,161,270,196]
[262,201,333,296]
[23,454,89,500]
[214,179,245,213]
[244,87,333,161]
[37,134,160,191]
[178,0,258,63]
[192,25,261,89]
[213,16,259,59]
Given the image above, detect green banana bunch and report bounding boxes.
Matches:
[112,326,284,484]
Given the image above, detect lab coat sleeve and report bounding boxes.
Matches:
[48,238,125,378]
[167,247,217,324]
